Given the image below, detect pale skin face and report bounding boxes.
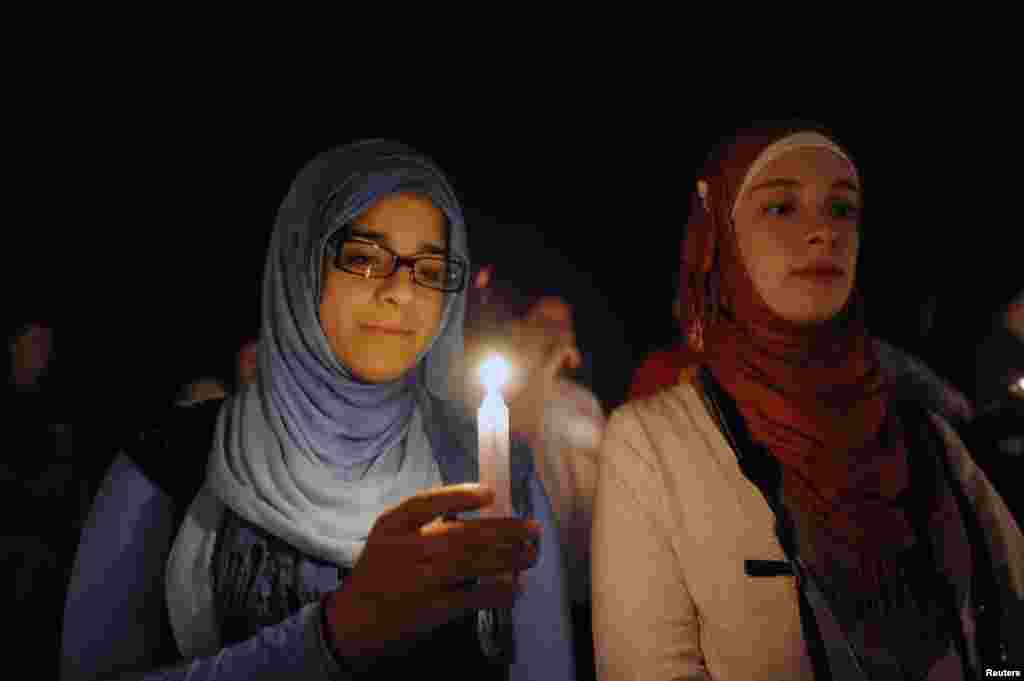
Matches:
[731,146,862,325]
[1005,293,1024,341]
[236,339,259,386]
[320,192,447,383]
[10,323,54,386]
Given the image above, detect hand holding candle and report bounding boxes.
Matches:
[478,354,512,518]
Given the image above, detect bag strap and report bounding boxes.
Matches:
[124,399,224,530]
[696,367,844,680]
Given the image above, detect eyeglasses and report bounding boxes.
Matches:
[329,236,468,293]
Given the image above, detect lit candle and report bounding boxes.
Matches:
[478,354,512,517]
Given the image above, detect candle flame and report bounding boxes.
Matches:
[479,354,511,393]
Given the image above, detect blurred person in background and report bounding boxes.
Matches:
[174,376,230,407]
[963,287,1024,523]
[3,315,79,678]
[459,264,605,681]
[234,336,259,389]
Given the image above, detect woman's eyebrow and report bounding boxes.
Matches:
[748,178,861,195]
[350,226,446,254]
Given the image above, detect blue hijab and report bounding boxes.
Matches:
[205,140,473,566]
[263,139,468,468]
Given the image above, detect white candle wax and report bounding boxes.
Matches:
[478,390,512,517]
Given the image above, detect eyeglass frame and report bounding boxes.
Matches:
[326,229,469,293]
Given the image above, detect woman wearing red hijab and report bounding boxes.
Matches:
[592,124,1023,679]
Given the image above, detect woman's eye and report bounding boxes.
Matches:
[341,252,390,272]
[831,200,860,219]
[764,201,795,217]
[418,263,447,283]
[343,255,373,267]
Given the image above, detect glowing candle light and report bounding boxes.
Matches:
[478,354,512,518]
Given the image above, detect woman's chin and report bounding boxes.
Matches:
[350,362,414,384]
[775,299,850,327]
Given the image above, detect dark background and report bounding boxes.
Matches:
[12,94,1019,422]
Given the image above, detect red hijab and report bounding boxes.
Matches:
[680,124,913,589]
[628,345,699,400]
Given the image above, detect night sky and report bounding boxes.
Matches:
[28,99,1018,422]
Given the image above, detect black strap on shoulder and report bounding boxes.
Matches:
[124,399,224,527]
[119,399,224,666]
[696,368,833,681]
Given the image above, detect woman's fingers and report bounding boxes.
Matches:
[384,576,521,643]
[374,484,494,535]
[337,490,540,656]
[414,521,540,589]
[363,492,541,592]
[430,574,522,614]
[419,516,540,546]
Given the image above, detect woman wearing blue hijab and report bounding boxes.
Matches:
[62,141,576,679]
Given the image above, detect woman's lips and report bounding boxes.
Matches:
[363,324,414,336]
[792,264,845,281]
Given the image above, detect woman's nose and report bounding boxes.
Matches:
[378,263,417,304]
[806,220,847,249]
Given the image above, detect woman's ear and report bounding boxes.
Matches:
[1006,294,1024,340]
[697,180,710,213]
[696,180,717,274]
[474,265,492,290]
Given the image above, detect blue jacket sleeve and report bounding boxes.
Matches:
[61,454,349,681]
[509,475,576,681]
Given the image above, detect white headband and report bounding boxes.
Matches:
[729,132,858,219]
